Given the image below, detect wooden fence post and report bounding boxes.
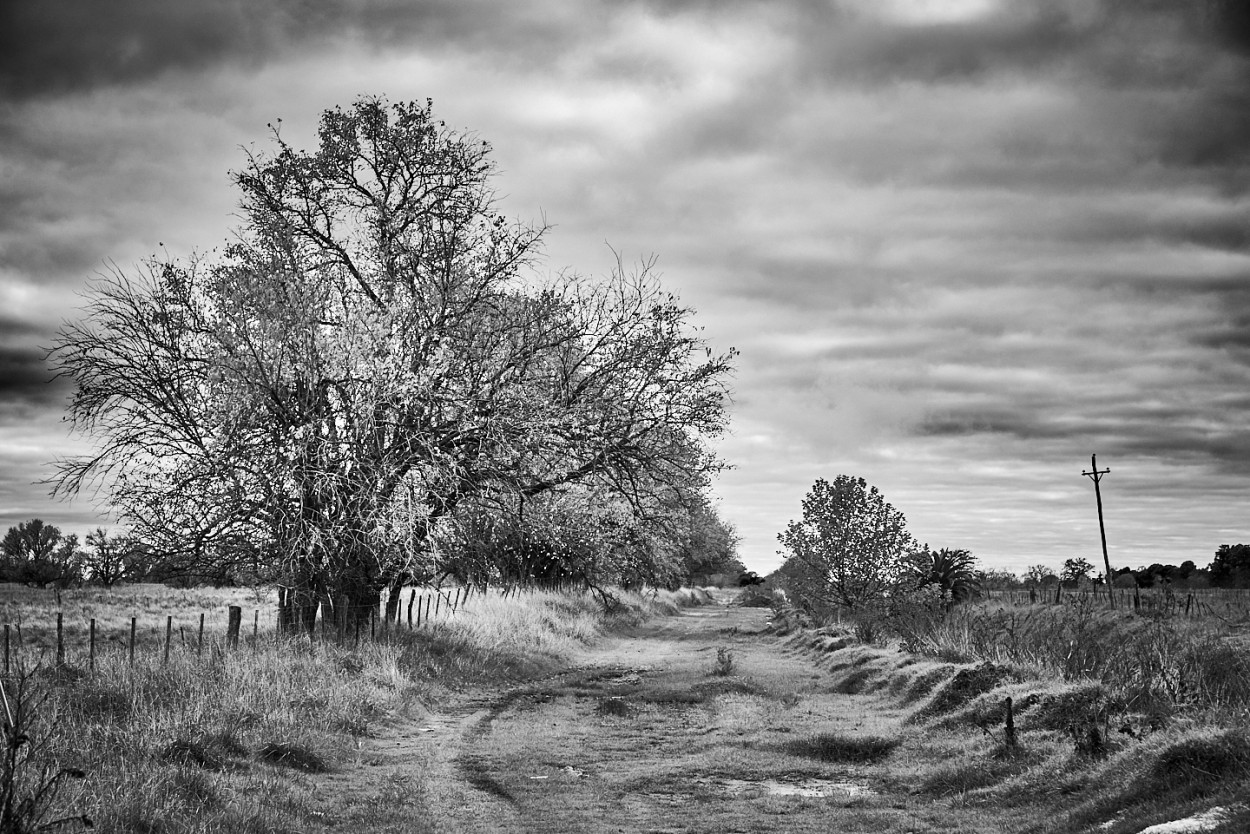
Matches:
[198,612,205,657]
[1004,697,1017,752]
[407,590,416,629]
[227,606,242,650]
[435,593,442,618]
[89,618,96,673]
[164,615,173,664]
[56,612,64,667]
[253,609,259,643]
[129,617,137,668]
[5,623,10,675]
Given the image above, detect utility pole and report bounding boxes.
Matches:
[1082,454,1114,608]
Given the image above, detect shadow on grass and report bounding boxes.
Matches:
[774,732,899,764]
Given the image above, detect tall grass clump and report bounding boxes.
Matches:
[895,595,1250,715]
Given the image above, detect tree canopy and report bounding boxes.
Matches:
[777,475,915,611]
[1209,544,1250,588]
[1,519,81,588]
[51,96,735,625]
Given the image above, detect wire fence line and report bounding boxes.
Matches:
[982,586,1250,620]
[0,581,559,674]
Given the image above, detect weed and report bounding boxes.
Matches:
[713,647,735,677]
[0,669,92,832]
[597,697,631,718]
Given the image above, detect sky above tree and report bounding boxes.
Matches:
[2,0,1249,575]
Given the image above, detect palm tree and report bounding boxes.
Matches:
[909,548,981,605]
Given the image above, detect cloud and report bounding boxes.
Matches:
[0,0,601,100]
[3,0,1250,573]
[0,315,68,415]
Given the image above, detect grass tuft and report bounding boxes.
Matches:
[1146,729,1250,798]
[597,697,632,717]
[256,741,328,773]
[910,661,1020,722]
[160,739,227,772]
[782,732,899,764]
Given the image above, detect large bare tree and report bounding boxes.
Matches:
[51,97,734,630]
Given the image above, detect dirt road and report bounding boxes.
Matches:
[309,600,1030,833]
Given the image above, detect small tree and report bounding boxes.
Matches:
[1060,557,1095,588]
[1025,564,1059,586]
[0,521,81,589]
[81,528,149,586]
[777,476,914,613]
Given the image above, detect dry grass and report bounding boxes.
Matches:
[897,596,1250,714]
[788,603,1250,834]
[0,582,696,833]
[0,583,276,657]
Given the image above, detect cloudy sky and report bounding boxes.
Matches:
[2,0,1250,576]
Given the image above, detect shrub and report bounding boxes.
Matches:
[712,647,735,677]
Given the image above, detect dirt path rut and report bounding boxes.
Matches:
[308,602,1032,833]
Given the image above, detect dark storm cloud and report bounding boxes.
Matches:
[0,0,589,100]
[0,345,61,403]
[1,0,323,98]
[0,321,67,415]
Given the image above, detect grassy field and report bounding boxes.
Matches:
[8,584,1248,832]
[983,587,1250,624]
[0,583,276,659]
[0,583,703,833]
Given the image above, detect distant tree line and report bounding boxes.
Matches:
[970,545,1250,591]
[769,474,1250,632]
[3,505,743,593]
[0,519,198,588]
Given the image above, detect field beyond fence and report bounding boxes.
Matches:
[0,580,562,673]
[984,586,1250,622]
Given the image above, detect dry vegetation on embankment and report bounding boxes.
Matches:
[1,584,707,833]
[770,596,1250,833]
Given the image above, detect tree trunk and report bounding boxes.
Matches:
[383,576,406,625]
[277,567,323,636]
